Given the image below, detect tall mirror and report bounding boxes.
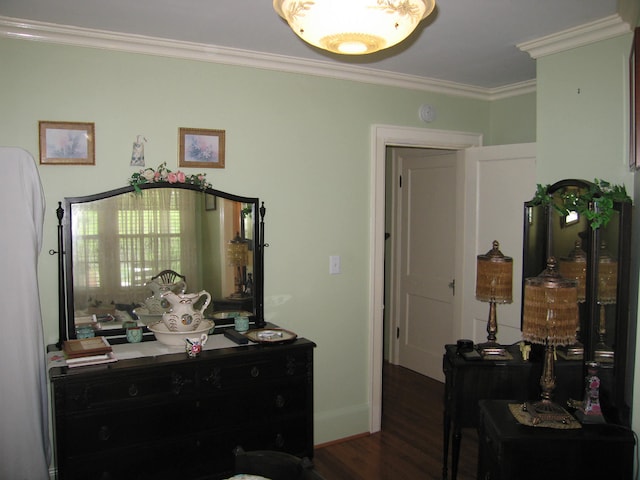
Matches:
[522,179,633,426]
[58,183,265,342]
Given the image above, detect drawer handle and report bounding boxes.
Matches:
[98,425,111,442]
[251,366,260,378]
[286,356,296,375]
[172,372,186,394]
[128,384,139,397]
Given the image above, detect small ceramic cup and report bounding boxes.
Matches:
[121,320,138,330]
[76,325,95,339]
[126,326,143,343]
[234,316,249,333]
[185,333,208,358]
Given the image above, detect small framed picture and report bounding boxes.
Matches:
[39,121,95,165]
[179,128,225,169]
[205,195,217,211]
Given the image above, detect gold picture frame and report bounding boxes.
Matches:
[179,127,225,169]
[39,121,95,165]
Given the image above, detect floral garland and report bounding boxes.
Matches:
[129,162,212,193]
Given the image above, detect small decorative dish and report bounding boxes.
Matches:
[244,328,297,344]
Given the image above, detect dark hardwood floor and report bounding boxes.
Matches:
[313,362,478,479]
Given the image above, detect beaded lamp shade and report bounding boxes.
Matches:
[475,240,512,354]
[227,233,248,267]
[597,241,618,305]
[476,240,513,303]
[522,257,579,347]
[558,239,587,303]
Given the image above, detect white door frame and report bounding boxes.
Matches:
[369,125,482,432]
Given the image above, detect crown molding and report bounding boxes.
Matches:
[518,14,631,59]
[487,80,537,101]
[0,15,536,101]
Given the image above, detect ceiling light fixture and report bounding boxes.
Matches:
[273,0,436,55]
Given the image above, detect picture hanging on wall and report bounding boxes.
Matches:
[39,121,95,165]
[179,127,225,169]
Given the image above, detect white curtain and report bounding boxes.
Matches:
[0,147,50,479]
[72,188,199,312]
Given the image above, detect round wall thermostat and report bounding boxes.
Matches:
[419,104,436,123]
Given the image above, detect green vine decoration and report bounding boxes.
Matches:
[531,179,631,230]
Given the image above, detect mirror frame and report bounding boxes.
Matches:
[56,182,266,344]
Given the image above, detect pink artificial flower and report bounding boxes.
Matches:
[177,171,186,183]
[167,172,178,183]
[154,171,161,181]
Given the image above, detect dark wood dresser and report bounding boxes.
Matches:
[49,337,315,480]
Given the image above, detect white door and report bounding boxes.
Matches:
[392,148,458,381]
[459,144,537,345]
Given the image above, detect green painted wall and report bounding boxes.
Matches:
[537,35,634,188]
[489,92,536,145]
[2,37,537,447]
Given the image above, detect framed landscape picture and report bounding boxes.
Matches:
[39,121,95,165]
[179,127,225,169]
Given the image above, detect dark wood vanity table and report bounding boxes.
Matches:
[442,179,635,480]
[50,335,315,480]
[477,400,634,479]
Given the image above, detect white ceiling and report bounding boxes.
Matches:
[0,0,625,89]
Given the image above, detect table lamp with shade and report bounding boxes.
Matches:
[558,239,587,359]
[522,257,579,423]
[226,232,249,299]
[475,240,513,356]
[595,241,617,362]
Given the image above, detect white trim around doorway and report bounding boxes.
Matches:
[369,125,483,432]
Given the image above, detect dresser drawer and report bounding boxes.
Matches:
[57,367,197,412]
[60,432,233,480]
[199,351,311,391]
[197,378,310,429]
[60,399,199,455]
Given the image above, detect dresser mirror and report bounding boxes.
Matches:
[57,183,265,343]
[522,179,633,425]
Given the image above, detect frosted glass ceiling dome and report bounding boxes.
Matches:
[273,0,436,55]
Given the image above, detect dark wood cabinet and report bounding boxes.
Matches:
[442,344,587,480]
[477,400,635,480]
[50,338,315,480]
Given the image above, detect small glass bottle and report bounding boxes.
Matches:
[580,361,605,423]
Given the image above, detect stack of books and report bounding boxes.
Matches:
[62,336,117,368]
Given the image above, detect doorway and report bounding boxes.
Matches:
[369,125,482,432]
[385,147,458,381]
[370,125,536,433]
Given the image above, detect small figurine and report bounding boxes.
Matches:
[130,135,147,166]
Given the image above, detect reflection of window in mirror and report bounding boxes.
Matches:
[562,210,579,228]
